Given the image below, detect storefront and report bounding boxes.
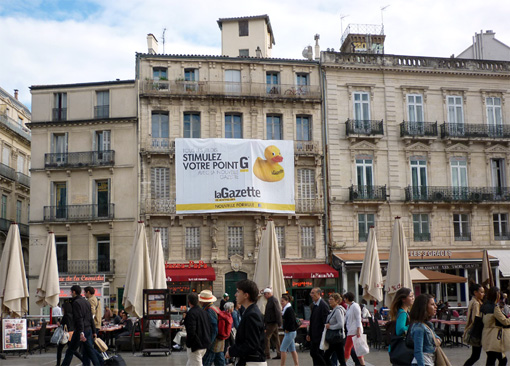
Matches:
[488,250,510,293]
[165,261,216,307]
[58,274,110,309]
[282,264,338,319]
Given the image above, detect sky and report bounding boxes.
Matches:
[1,0,510,110]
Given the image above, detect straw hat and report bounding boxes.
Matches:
[198,290,217,303]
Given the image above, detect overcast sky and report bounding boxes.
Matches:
[2,0,510,109]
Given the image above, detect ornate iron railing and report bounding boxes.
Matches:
[44,150,115,168]
[455,233,471,241]
[295,141,320,155]
[18,223,29,237]
[0,218,11,232]
[295,198,323,213]
[57,259,115,275]
[405,186,510,202]
[0,113,31,140]
[400,121,438,137]
[346,119,384,136]
[0,219,29,236]
[94,105,109,119]
[349,185,387,201]
[144,199,176,214]
[0,163,16,181]
[440,123,510,139]
[52,108,67,121]
[494,233,510,241]
[414,232,431,242]
[43,203,115,221]
[17,172,30,187]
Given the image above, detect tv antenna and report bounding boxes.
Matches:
[381,5,390,26]
[162,28,167,54]
[340,14,349,35]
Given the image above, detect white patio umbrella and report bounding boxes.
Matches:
[253,220,286,314]
[482,249,494,288]
[123,221,153,317]
[384,217,413,305]
[35,232,60,308]
[359,227,383,302]
[0,223,29,317]
[151,230,167,289]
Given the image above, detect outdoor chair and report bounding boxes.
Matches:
[115,319,141,354]
[28,322,48,354]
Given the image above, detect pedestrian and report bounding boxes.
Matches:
[409,294,441,366]
[230,302,240,330]
[220,293,229,311]
[343,292,364,366]
[84,287,102,333]
[225,279,266,366]
[184,292,212,366]
[199,290,225,366]
[52,302,63,323]
[389,287,414,338]
[103,306,112,323]
[61,285,100,366]
[280,293,299,366]
[263,287,283,360]
[306,287,329,366]
[481,286,510,366]
[463,283,484,366]
[324,293,347,366]
[224,302,237,364]
[56,300,83,366]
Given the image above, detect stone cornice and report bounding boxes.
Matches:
[27,117,137,129]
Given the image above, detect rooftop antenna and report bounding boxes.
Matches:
[340,13,349,35]
[381,5,390,28]
[162,28,167,54]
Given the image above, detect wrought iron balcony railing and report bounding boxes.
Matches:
[346,119,384,136]
[494,232,510,241]
[349,185,387,201]
[18,223,29,237]
[144,199,176,214]
[43,203,115,221]
[441,123,510,139]
[295,198,323,213]
[0,163,16,181]
[0,218,29,236]
[57,259,115,275]
[0,113,31,140]
[400,121,438,138]
[295,141,320,155]
[405,186,510,202]
[17,172,30,187]
[52,108,67,121]
[44,150,115,168]
[94,105,109,119]
[414,232,431,242]
[454,233,471,241]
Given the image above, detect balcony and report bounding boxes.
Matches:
[17,172,30,187]
[413,232,431,242]
[145,138,175,154]
[43,203,115,222]
[140,80,321,101]
[405,186,510,202]
[52,108,67,121]
[295,141,320,156]
[0,113,31,141]
[143,199,176,215]
[400,121,438,140]
[58,259,115,275]
[0,219,29,236]
[345,119,384,138]
[454,233,471,241]
[18,223,29,237]
[0,163,16,181]
[349,185,387,201]
[440,123,510,141]
[295,198,323,213]
[44,150,115,169]
[94,105,110,119]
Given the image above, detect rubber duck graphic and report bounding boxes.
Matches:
[253,145,285,182]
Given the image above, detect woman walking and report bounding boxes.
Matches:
[324,293,347,366]
[409,294,441,366]
[279,294,299,366]
[389,287,414,338]
[480,286,510,366]
[343,292,364,366]
[463,283,485,366]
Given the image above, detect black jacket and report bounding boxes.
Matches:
[61,301,74,331]
[228,303,265,365]
[282,305,298,332]
[264,295,282,326]
[308,298,329,342]
[184,305,212,352]
[71,295,96,334]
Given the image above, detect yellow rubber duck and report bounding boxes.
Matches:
[253,145,285,182]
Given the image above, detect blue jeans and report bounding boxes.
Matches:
[61,329,100,366]
[280,331,296,352]
[203,349,225,366]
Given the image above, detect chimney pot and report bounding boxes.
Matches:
[14,89,19,100]
[147,33,158,55]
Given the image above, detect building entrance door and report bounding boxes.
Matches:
[225,271,247,300]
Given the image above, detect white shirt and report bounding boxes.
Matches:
[52,306,62,317]
[282,302,292,315]
[345,302,362,336]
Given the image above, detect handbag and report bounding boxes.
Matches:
[389,332,414,366]
[353,334,369,356]
[95,337,108,352]
[435,345,452,366]
[50,326,64,344]
[60,325,70,344]
[325,328,343,344]
[465,315,484,346]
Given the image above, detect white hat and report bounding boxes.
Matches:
[263,287,272,294]
[198,290,217,303]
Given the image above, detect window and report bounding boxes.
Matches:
[52,182,67,219]
[296,73,309,94]
[297,168,316,212]
[301,226,315,259]
[17,154,25,173]
[413,214,430,241]
[185,227,200,260]
[151,167,170,200]
[494,214,509,240]
[239,20,248,36]
[2,145,10,166]
[1,195,6,219]
[184,68,198,92]
[266,115,282,140]
[17,116,23,127]
[447,95,464,124]
[356,158,373,188]
[97,236,110,272]
[184,113,201,138]
[154,227,169,258]
[56,236,68,273]
[407,94,424,123]
[94,180,110,218]
[51,133,68,164]
[225,70,241,93]
[16,200,21,223]
[353,92,370,121]
[487,97,503,135]
[225,114,242,138]
[266,72,280,94]
[228,226,243,257]
[53,93,67,121]
[453,214,470,241]
[410,159,427,199]
[451,159,468,199]
[491,159,506,190]
[296,116,311,141]
[358,214,375,242]
[239,49,249,57]
[95,91,109,119]
[95,131,111,162]
[153,67,168,80]
[276,226,285,258]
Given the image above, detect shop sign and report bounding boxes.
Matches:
[292,280,313,288]
[59,287,103,298]
[418,263,478,271]
[310,272,336,279]
[165,260,208,269]
[168,284,191,294]
[59,274,105,282]
[409,250,452,257]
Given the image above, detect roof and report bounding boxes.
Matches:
[136,52,317,65]
[0,86,31,116]
[30,79,135,91]
[217,14,275,45]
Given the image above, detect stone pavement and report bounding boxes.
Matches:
[0,346,501,366]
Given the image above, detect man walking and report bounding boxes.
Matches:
[263,287,282,360]
[84,286,102,332]
[184,293,211,366]
[61,285,100,366]
[199,290,225,366]
[306,287,329,366]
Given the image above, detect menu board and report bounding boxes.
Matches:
[147,294,165,316]
[2,319,27,351]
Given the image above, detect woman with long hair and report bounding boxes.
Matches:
[409,294,441,366]
[480,286,510,366]
[343,292,364,366]
[279,294,299,366]
[324,293,347,366]
[463,283,484,366]
[389,287,414,337]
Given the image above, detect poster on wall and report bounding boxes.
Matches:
[2,318,27,351]
[175,138,295,214]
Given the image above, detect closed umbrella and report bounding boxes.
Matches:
[359,227,383,302]
[0,223,29,317]
[35,232,60,308]
[253,220,286,313]
[151,230,167,289]
[384,217,413,305]
[123,221,153,317]
[482,249,494,288]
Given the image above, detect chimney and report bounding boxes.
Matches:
[147,33,158,54]
[314,34,320,61]
[14,89,18,100]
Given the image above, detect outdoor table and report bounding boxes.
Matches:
[27,324,58,333]
[99,324,124,348]
[439,320,466,347]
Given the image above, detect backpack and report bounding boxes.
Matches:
[211,307,233,340]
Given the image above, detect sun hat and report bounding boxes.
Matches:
[198,290,217,303]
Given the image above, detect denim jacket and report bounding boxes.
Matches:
[410,322,438,366]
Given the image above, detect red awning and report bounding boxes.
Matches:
[166,267,216,282]
[282,264,338,279]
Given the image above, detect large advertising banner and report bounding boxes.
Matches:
[175,138,295,214]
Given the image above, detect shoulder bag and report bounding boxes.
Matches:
[424,324,452,366]
[465,315,484,346]
[325,308,344,344]
[60,325,70,344]
[389,314,414,366]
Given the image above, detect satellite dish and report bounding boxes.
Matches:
[302,46,313,60]
[302,47,310,59]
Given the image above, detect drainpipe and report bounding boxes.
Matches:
[319,54,330,264]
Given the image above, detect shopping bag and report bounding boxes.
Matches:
[60,325,70,344]
[353,334,369,356]
[319,327,329,351]
[51,326,64,344]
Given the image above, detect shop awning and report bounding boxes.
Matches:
[489,250,510,277]
[166,267,216,282]
[282,264,338,279]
